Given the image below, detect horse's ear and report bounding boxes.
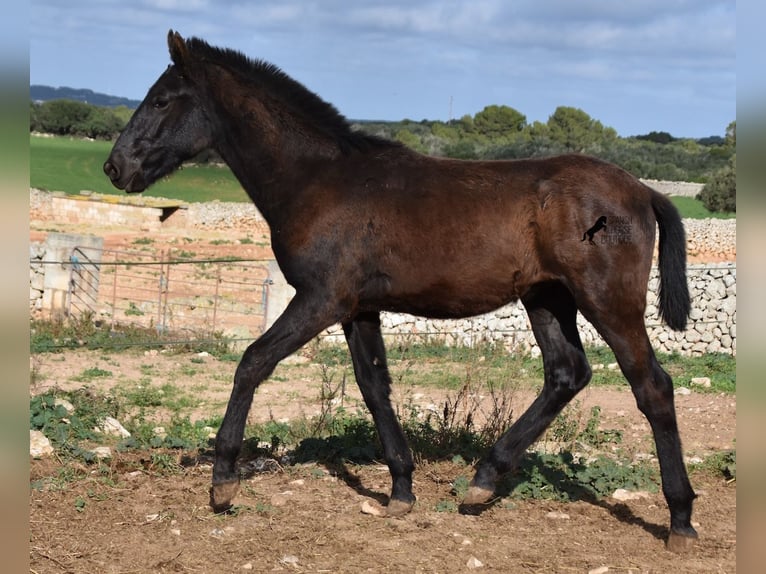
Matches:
[167,30,189,69]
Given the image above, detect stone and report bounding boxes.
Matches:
[466,556,484,569]
[360,500,385,517]
[91,446,112,459]
[612,488,650,501]
[30,430,54,458]
[54,398,75,414]
[96,416,131,438]
[690,377,711,388]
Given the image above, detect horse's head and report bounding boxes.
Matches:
[104,31,213,193]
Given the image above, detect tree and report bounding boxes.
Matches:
[635,131,675,144]
[698,156,736,213]
[546,106,615,152]
[473,105,526,138]
[29,99,128,139]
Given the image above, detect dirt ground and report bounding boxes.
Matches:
[30,216,736,573]
[30,347,736,574]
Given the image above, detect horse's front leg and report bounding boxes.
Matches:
[210,293,336,512]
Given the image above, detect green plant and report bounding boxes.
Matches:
[507,452,658,502]
[72,367,113,382]
[435,499,458,512]
[698,156,736,213]
[691,449,736,481]
[125,302,145,316]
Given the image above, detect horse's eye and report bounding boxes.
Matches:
[153,97,169,110]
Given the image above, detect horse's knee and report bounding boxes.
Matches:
[546,353,591,398]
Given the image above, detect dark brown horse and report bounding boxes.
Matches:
[104,31,696,551]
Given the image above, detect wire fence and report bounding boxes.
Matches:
[32,249,736,357]
[59,247,271,341]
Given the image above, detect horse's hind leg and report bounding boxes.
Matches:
[343,312,415,516]
[464,282,591,505]
[583,309,697,551]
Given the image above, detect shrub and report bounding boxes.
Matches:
[698,157,736,213]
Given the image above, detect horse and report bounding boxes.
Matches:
[104,31,697,552]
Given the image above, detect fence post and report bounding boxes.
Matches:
[161,252,170,333]
[212,264,221,333]
[111,252,118,330]
[157,250,165,332]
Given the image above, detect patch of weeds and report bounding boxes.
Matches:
[507,452,659,502]
[121,415,213,450]
[148,452,184,475]
[71,367,113,382]
[30,315,169,353]
[451,475,471,498]
[139,364,158,376]
[125,302,145,316]
[435,499,459,513]
[580,406,623,449]
[74,496,87,512]
[240,236,255,244]
[691,449,736,481]
[254,502,277,516]
[132,237,154,245]
[30,389,120,456]
[121,381,165,408]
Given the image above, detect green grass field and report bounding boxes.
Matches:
[30,134,250,203]
[669,196,735,219]
[31,134,735,217]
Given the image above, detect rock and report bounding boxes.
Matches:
[589,567,610,574]
[270,492,291,507]
[360,499,386,517]
[54,398,75,414]
[30,429,54,458]
[91,446,112,460]
[690,377,711,388]
[242,563,253,570]
[466,556,484,569]
[279,555,299,566]
[545,511,570,520]
[96,416,131,438]
[612,488,650,501]
[674,387,692,396]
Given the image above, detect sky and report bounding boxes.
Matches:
[29,0,736,138]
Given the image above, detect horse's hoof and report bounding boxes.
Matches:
[666,529,698,553]
[209,480,240,513]
[386,498,415,517]
[462,485,494,505]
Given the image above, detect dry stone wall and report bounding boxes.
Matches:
[319,263,736,356]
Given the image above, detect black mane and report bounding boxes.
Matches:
[185,37,399,154]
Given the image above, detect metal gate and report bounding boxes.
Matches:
[66,247,271,339]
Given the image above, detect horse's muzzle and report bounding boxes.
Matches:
[103,155,147,193]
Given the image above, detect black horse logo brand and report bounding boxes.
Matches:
[582,216,607,244]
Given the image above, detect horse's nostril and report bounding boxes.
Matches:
[103,160,120,181]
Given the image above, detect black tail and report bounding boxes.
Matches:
[651,191,690,331]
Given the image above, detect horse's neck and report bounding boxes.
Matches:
[211,97,338,226]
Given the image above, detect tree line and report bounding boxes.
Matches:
[29,99,735,211]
